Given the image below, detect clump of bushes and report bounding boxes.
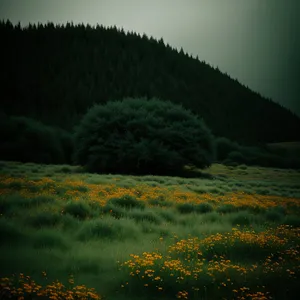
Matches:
[176,203,196,214]
[27,211,61,228]
[63,200,93,220]
[127,209,163,225]
[215,137,240,162]
[107,195,145,210]
[195,202,214,213]
[217,204,239,214]
[215,135,300,169]
[0,113,74,164]
[72,97,215,176]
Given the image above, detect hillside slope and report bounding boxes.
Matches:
[1,20,300,144]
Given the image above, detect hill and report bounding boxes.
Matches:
[1,20,300,145]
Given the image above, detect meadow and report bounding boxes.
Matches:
[0,161,300,300]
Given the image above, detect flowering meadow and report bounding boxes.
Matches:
[0,161,299,299]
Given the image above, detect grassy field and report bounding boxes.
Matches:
[0,161,300,300]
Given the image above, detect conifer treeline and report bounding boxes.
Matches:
[1,20,299,144]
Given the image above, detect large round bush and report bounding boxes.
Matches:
[72,97,215,175]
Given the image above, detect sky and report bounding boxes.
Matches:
[1,0,299,117]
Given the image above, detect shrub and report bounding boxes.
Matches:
[76,219,117,241]
[72,97,215,176]
[0,115,67,164]
[157,209,177,223]
[76,218,139,241]
[236,145,300,169]
[195,202,214,214]
[217,204,239,214]
[60,166,72,173]
[270,205,287,215]
[202,211,219,223]
[63,201,92,220]
[230,211,252,226]
[0,194,56,212]
[32,229,69,250]
[176,203,196,214]
[107,195,145,210]
[215,137,240,161]
[27,211,61,228]
[148,195,173,207]
[102,203,126,219]
[227,151,246,164]
[265,210,283,223]
[128,210,162,225]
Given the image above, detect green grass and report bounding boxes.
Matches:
[0,160,299,299]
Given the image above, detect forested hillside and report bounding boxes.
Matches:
[1,20,300,144]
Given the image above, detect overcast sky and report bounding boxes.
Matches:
[1,0,299,117]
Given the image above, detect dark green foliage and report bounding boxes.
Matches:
[246,205,266,214]
[2,21,300,145]
[32,229,69,250]
[6,181,22,191]
[107,195,146,210]
[0,22,300,142]
[265,210,283,223]
[221,144,300,169]
[1,20,299,171]
[176,203,196,214]
[157,209,177,223]
[282,215,300,227]
[0,218,26,245]
[59,166,72,173]
[27,211,61,228]
[195,202,214,214]
[0,114,73,164]
[230,211,252,226]
[66,258,100,275]
[0,194,56,213]
[202,211,219,223]
[76,218,139,241]
[73,97,215,176]
[102,203,126,219]
[73,185,89,193]
[63,200,92,220]
[148,195,173,207]
[215,137,240,161]
[270,205,287,215]
[53,127,75,164]
[238,164,248,170]
[217,204,239,214]
[258,188,271,195]
[223,160,239,167]
[54,186,69,197]
[59,214,81,231]
[227,151,245,164]
[76,220,117,241]
[128,210,162,225]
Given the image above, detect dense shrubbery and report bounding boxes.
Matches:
[1,104,298,170]
[0,113,74,164]
[72,97,215,176]
[215,137,240,161]
[215,135,300,169]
